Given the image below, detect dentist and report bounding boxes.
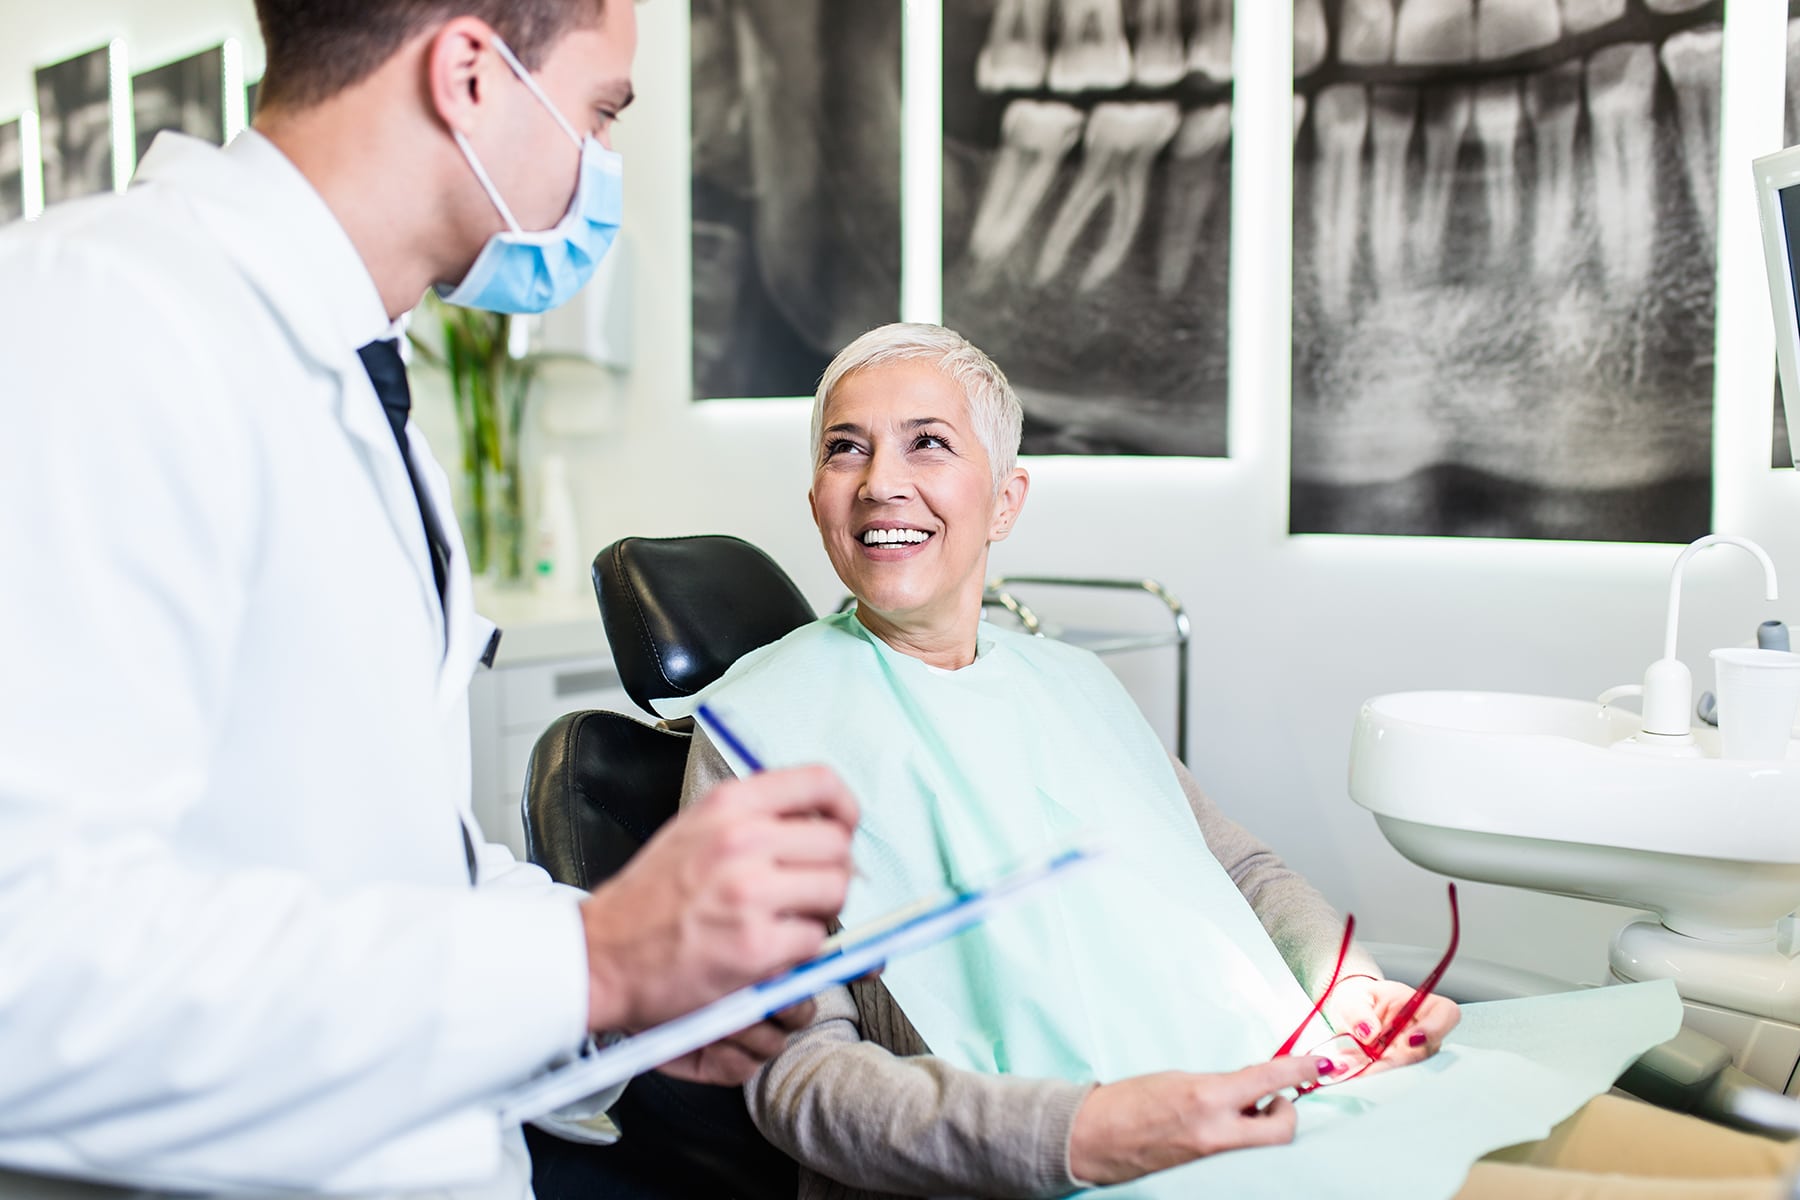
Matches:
[0,2,857,1197]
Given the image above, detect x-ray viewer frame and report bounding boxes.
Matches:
[1753,145,1800,468]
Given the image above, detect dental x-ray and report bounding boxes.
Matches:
[133,46,226,165]
[1291,0,1721,543]
[0,120,24,225]
[689,0,902,401]
[944,0,1234,457]
[35,45,115,209]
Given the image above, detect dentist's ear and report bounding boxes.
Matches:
[427,17,505,132]
[990,467,1030,542]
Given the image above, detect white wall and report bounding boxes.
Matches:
[0,0,261,118]
[7,0,1799,986]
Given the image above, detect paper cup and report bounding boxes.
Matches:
[1710,648,1800,760]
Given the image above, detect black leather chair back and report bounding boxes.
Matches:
[595,534,816,715]
[521,535,816,1200]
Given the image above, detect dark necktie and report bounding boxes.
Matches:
[355,338,476,884]
[356,338,450,608]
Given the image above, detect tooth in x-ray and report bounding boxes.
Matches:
[1525,61,1583,280]
[1660,27,1722,234]
[1414,85,1472,273]
[1478,0,1560,60]
[1049,0,1134,92]
[978,0,1052,92]
[1156,102,1232,298]
[1293,94,1309,144]
[1585,42,1659,292]
[1341,0,1397,66]
[1642,0,1712,12]
[1788,19,1800,143]
[1296,0,1330,78]
[1035,101,1181,292]
[1310,84,1370,320]
[1558,0,1625,36]
[1471,77,1523,254]
[1133,0,1187,87]
[968,100,1086,267]
[1186,0,1233,83]
[1396,0,1476,66]
[1368,85,1417,287]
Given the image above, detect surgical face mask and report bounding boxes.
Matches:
[438,37,623,315]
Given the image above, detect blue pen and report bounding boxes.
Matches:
[697,702,765,773]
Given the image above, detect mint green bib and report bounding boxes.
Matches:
[664,614,1682,1199]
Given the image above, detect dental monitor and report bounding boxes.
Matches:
[1753,144,1800,467]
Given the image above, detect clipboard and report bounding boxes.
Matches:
[495,843,1099,1126]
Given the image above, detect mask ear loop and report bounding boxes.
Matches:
[452,129,524,233]
[489,35,585,150]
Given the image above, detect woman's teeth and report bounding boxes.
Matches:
[862,529,931,546]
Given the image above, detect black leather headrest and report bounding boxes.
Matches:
[593,535,816,715]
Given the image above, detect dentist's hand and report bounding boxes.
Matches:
[579,765,859,1035]
[1325,977,1461,1068]
[653,1001,817,1086]
[1067,1057,1323,1186]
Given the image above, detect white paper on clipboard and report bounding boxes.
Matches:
[495,843,1099,1127]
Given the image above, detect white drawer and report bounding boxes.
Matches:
[497,656,632,730]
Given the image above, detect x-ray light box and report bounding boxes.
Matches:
[1754,145,1800,470]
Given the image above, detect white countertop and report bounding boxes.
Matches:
[472,580,611,667]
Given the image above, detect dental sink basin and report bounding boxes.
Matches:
[1349,691,1800,944]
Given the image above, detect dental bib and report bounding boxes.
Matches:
[663,612,1681,1199]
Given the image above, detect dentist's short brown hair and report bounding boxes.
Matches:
[252,0,611,111]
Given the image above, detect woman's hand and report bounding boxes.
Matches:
[1067,1057,1324,1186]
[1324,977,1460,1068]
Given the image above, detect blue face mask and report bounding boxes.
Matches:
[438,37,623,315]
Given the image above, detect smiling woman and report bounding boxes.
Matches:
[804,326,1029,668]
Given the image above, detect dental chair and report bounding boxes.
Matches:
[516,537,1797,1200]
[518,534,816,1200]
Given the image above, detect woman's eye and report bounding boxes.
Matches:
[914,433,950,451]
[823,439,864,459]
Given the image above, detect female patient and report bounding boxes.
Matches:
[673,324,1792,1200]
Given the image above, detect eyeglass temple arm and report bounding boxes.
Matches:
[1273,913,1355,1058]
[1367,882,1460,1058]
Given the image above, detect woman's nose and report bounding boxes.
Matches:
[858,447,915,502]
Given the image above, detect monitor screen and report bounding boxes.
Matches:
[1753,145,1800,468]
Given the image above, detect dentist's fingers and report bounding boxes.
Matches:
[717,764,861,832]
[580,766,860,1032]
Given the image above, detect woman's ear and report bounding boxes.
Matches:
[990,467,1030,542]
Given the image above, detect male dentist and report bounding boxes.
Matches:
[0,1,857,1196]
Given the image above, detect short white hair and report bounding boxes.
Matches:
[810,323,1024,490]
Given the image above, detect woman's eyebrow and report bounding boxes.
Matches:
[823,422,867,438]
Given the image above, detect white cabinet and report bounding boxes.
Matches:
[467,587,637,860]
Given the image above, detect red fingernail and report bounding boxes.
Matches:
[1408,1032,1428,1048]
[1354,1022,1372,1039]
[1316,1057,1339,1075]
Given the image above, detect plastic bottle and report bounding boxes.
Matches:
[532,453,583,597]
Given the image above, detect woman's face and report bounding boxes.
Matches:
[809,360,1027,638]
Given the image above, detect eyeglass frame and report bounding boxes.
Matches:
[1270,881,1460,1094]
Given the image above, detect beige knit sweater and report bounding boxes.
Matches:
[680,731,1378,1200]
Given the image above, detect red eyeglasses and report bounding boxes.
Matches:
[1270,882,1460,1094]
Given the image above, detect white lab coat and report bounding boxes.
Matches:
[0,134,613,1197]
